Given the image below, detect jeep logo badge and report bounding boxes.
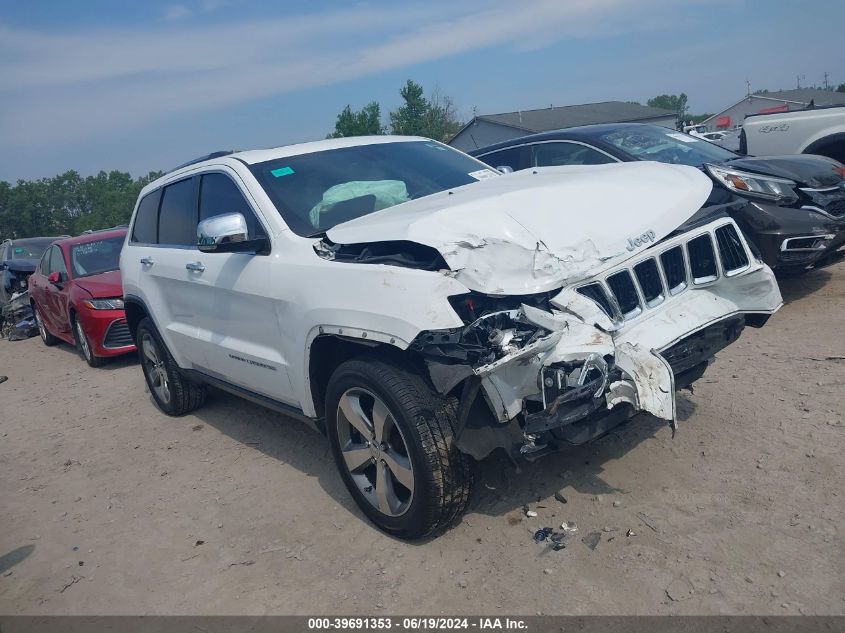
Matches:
[626,230,657,252]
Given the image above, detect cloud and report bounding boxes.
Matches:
[0,0,701,148]
[162,4,193,21]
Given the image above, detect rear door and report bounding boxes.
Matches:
[127,178,208,368]
[188,170,295,403]
[42,246,73,336]
[30,248,53,325]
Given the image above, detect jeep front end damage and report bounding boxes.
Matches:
[411,218,782,462]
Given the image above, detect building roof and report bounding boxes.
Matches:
[703,89,845,124]
[755,88,845,106]
[472,101,676,134]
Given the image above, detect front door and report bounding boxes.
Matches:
[188,171,295,404]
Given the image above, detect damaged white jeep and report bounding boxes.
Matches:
[120,137,782,538]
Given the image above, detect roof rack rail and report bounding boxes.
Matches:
[169,150,235,173]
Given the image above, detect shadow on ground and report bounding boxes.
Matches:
[776,268,832,304]
[43,340,138,371]
[191,386,677,535]
[0,544,34,574]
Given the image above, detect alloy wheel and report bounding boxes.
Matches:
[335,388,414,517]
[75,319,92,361]
[35,308,48,342]
[141,332,171,405]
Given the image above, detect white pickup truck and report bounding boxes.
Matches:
[741,105,845,163]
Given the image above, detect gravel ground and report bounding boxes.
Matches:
[1,262,843,615]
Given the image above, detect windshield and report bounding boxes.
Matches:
[249,140,498,236]
[7,242,50,261]
[597,125,737,167]
[70,236,125,278]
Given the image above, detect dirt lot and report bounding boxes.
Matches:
[1,263,843,616]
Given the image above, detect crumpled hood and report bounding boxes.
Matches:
[725,155,845,188]
[74,269,123,298]
[326,162,712,295]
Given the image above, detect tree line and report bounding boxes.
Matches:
[0,170,162,241]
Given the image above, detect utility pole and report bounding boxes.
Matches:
[823,71,830,90]
[746,79,751,96]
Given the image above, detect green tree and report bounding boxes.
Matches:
[327,102,384,138]
[389,80,431,136]
[389,80,463,141]
[647,93,689,129]
[837,83,845,93]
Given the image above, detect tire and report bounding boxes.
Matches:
[33,304,60,346]
[136,316,206,416]
[73,315,107,367]
[326,356,472,539]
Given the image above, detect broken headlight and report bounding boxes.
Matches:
[413,295,557,369]
[447,290,555,324]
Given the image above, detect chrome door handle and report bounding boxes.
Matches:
[140,257,154,266]
[186,262,205,272]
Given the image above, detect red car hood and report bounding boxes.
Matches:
[74,269,123,299]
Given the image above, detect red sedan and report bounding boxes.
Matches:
[29,228,135,367]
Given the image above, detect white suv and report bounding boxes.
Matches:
[120,136,782,538]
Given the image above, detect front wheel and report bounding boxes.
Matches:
[136,317,206,416]
[326,357,472,539]
[74,316,107,367]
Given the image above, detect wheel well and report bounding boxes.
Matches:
[124,300,148,344]
[308,335,415,418]
[804,134,845,163]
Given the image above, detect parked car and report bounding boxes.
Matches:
[741,105,845,162]
[1,237,60,306]
[120,137,781,538]
[470,123,845,274]
[29,228,135,366]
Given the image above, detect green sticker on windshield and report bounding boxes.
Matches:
[271,166,295,177]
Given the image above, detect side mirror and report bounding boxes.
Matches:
[496,165,514,174]
[198,213,266,254]
[48,271,62,285]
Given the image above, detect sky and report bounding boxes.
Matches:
[0,0,843,182]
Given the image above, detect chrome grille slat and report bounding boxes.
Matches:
[715,224,750,274]
[606,270,641,318]
[633,258,664,306]
[687,234,718,284]
[575,222,753,323]
[660,246,687,295]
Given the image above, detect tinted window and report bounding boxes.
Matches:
[479,146,529,171]
[158,178,197,246]
[40,247,54,275]
[49,246,68,278]
[71,236,125,278]
[132,190,161,244]
[533,142,616,166]
[250,141,497,236]
[199,173,266,239]
[8,241,50,261]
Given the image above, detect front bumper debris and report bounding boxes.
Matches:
[414,218,783,458]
